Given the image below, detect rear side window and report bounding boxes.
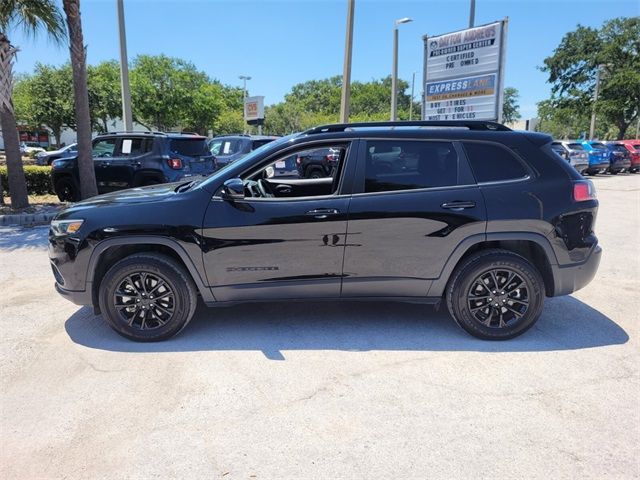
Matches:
[251,139,274,150]
[364,140,459,193]
[567,143,585,150]
[463,142,527,183]
[210,138,242,156]
[121,137,151,156]
[170,139,209,156]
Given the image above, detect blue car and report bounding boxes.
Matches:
[603,142,632,174]
[581,141,610,175]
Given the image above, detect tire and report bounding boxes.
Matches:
[98,253,197,342]
[446,249,545,340]
[305,167,324,179]
[54,177,80,202]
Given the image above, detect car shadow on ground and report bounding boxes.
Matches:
[65,295,628,359]
[0,226,49,251]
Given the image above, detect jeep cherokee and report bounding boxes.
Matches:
[49,121,601,342]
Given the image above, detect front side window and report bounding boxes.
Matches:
[364,140,458,193]
[463,142,527,183]
[92,139,116,158]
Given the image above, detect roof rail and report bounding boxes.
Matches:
[106,130,165,135]
[303,120,511,134]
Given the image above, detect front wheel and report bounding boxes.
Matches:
[54,177,79,202]
[446,250,545,340]
[98,253,197,341]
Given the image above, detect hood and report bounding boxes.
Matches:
[57,183,183,217]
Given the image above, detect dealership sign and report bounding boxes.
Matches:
[244,96,265,122]
[422,20,508,122]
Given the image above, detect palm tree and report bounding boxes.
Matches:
[0,0,65,209]
[62,0,97,199]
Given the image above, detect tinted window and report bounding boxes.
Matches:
[463,142,527,183]
[92,139,116,158]
[634,144,640,151]
[121,137,151,156]
[591,142,607,150]
[252,139,274,150]
[365,140,458,193]
[170,139,209,156]
[210,138,242,156]
[611,144,627,152]
[567,143,585,150]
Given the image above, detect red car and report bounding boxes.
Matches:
[617,139,640,173]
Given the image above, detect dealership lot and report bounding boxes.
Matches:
[1,174,638,479]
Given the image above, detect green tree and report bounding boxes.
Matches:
[502,87,521,124]
[1,0,65,209]
[87,60,121,133]
[182,82,224,135]
[13,63,75,146]
[541,17,640,139]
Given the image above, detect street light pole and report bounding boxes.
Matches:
[117,0,133,132]
[339,0,355,124]
[589,66,603,140]
[239,75,251,134]
[391,17,412,121]
[409,71,416,121]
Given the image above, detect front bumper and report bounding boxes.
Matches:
[55,282,93,306]
[551,245,602,296]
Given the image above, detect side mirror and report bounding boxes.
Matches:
[222,178,245,200]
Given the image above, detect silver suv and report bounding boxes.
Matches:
[551,141,589,174]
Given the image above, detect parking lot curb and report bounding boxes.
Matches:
[0,210,59,227]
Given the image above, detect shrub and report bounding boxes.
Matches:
[0,165,53,195]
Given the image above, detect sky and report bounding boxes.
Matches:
[8,0,639,119]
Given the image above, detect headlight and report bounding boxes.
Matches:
[51,219,84,236]
[52,159,72,168]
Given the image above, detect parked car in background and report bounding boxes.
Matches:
[36,143,77,166]
[20,142,46,155]
[616,139,640,173]
[550,141,590,174]
[50,120,601,342]
[295,147,342,178]
[581,141,610,175]
[603,142,632,174]
[208,135,278,168]
[51,132,215,201]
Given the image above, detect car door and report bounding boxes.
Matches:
[341,138,487,298]
[201,141,357,302]
[92,137,119,192]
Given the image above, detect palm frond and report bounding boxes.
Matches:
[0,0,66,44]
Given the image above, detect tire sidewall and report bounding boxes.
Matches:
[99,256,195,341]
[448,252,544,340]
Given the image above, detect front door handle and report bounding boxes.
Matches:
[441,201,476,210]
[306,208,340,219]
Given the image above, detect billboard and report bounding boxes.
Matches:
[422,19,508,122]
[244,96,265,122]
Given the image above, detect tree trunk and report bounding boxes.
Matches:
[63,0,98,199]
[0,34,29,209]
[52,126,62,148]
[616,122,628,140]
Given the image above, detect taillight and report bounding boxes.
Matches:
[573,181,596,202]
[167,158,182,169]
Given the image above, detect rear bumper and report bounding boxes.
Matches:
[55,282,93,306]
[551,245,602,296]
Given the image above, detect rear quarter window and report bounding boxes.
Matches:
[463,142,528,183]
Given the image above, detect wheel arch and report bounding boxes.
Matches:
[87,236,214,312]
[428,233,558,298]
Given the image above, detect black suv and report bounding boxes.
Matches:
[49,121,601,342]
[51,132,215,201]
[295,147,341,178]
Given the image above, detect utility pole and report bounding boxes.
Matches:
[469,0,476,28]
[117,0,133,131]
[409,72,415,120]
[589,66,603,140]
[339,0,355,124]
[391,17,412,121]
[239,75,251,134]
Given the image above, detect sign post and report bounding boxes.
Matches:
[422,19,508,122]
[244,95,265,134]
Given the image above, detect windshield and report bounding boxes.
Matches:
[198,133,300,190]
[567,143,585,150]
[591,142,607,150]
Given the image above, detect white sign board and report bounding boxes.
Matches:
[423,20,507,122]
[244,96,265,121]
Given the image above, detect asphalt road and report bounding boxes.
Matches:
[1,174,638,479]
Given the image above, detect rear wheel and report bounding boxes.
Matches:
[54,177,79,202]
[98,253,197,342]
[446,249,545,340]
[305,167,324,179]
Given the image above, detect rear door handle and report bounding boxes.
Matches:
[441,201,476,210]
[306,208,340,219]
